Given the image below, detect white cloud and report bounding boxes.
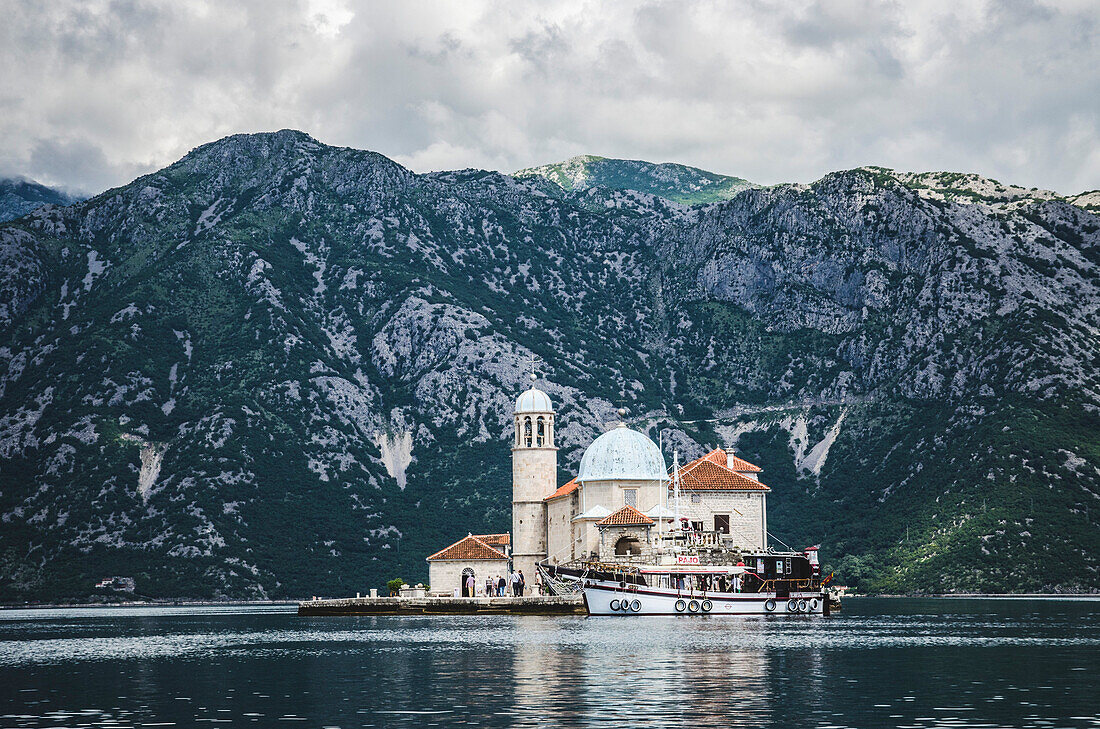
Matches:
[0,0,1096,194]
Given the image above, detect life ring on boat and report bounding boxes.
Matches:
[675,599,687,612]
[688,600,700,613]
[810,598,820,612]
[787,599,798,612]
[620,598,633,611]
[798,599,808,612]
[630,599,641,612]
[701,599,713,613]
[764,599,776,612]
[610,599,621,611]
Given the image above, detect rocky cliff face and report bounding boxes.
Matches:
[1,130,1097,601]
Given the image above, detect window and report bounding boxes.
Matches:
[714,514,730,534]
[690,493,701,504]
[623,489,637,507]
[536,417,545,447]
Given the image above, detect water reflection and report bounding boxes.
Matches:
[0,599,1097,727]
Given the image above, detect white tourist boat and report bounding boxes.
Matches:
[582,563,827,616]
[545,552,833,616]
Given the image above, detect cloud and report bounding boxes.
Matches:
[0,0,1096,195]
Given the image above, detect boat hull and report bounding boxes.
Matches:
[584,583,826,616]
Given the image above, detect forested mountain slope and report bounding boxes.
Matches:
[1,130,1096,601]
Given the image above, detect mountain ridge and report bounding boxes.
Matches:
[514,153,758,205]
[1,130,1097,601]
[0,177,84,223]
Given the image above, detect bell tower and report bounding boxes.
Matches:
[511,373,557,580]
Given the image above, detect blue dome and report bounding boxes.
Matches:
[577,425,668,482]
[515,388,553,413]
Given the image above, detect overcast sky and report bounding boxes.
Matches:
[1,0,1097,195]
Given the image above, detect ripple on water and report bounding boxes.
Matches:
[0,598,1097,728]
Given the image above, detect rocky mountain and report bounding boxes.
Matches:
[0,177,83,223]
[515,154,757,205]
[1,130,1097,602]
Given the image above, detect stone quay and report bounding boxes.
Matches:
[297,594,584,616]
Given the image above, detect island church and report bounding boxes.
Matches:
[426,381,770,596]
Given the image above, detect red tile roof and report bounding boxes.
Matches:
[701,448,762,473]
[475,533,510,547]
[702,448,728,467]
[597,505,655,526]
[544,477,579,502]
[726,453,763,473]
[675,452,770,492]
[426,534,509,562]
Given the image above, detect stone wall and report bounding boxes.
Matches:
[512,445,557,575]
[579,477,666,514]
[546,494,576,563]
[596,524,656,562]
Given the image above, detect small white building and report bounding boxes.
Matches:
[426,534,510,596]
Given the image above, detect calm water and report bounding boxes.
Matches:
[1,598,1098,728]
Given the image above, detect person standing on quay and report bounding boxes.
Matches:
[485,575,493,597]
[498,574,507,597]
[518,570,526,597]
[510,570,519,596]
[465,573,476,598]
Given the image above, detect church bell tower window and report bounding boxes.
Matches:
[524,417,533,447]
[536,417,545,447]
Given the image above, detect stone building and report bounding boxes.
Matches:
[424,382,772,595]
[425,534,510,596]
[673,448,769,550]
[594,505,657,561]
[545,421,671,562]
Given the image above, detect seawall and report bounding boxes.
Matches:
[298,595,585,616]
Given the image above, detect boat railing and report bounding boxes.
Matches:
[657,530,742,550]
[753,577,821,593]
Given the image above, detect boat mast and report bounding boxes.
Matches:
[673,449,681,535]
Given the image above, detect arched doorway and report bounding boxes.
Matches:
[461,567,475,597]
[615,536,642,556]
